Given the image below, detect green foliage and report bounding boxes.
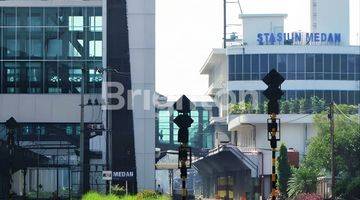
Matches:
[310,96,326,114]
[305,107,360,198]
[263,100,268,114]
[310,111,360,176]
[334,104,358,114]
[82,191,170,200]
[136,190,159,200]
[111,185,126,197]
[334,176,360,200]
[229,102,254,114]
[82,191,106,200]
[289,99,300,114]
[288,167,319,199]
[344,176,360,199]
[299,98,307,114]
[135,190,170,200]
[280,99,290,114]
[277,144,291,199]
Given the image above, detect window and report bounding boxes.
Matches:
[3,8,16,26]
[89,40,102,57]
[228,55,235,80]
[89,69,102,83]
[235,55,242,80]
[348,55,355,80]
[287,54,295,79]
[158,110,170,143]
[251,54,259,80]
[0,7,102,94]
[45,8,58,26]
[356,55,360,80]
[269,54,277,70]
[28,62,41,82]
[243,55,250,79]
[69,68,82,83]
[332,54,340,80]
[6,63,20,83]
[45,27,61,58]
[30,8,43,26]
[69,16,84,31]
[296,54,305,79]
[340,54,347,80]
[306,54,315,79]
[324,54,332,79]
[90,16,102,32]
[260,54,268,78]
[315,54,323,79]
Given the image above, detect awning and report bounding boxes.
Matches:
[194,145,259,178]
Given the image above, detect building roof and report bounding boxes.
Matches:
[200,48,226,75]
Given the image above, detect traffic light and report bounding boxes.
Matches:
[262,69,285,114]
[172,95,194,200]
[262,69,285,200]
[174,114,193,143]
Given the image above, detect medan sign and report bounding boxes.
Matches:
[257,32,341,45]
[112,171,135,181]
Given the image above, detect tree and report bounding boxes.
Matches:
[307,107,360,176]
[304,105,360,199]
[287,167,319,199]
[277,144,291,199]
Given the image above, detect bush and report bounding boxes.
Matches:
[277,144,291,199]
[289,99,300,114]
[288,167,319,199]
[112,184,126,197]
[345,176,360,199]
[294,193,322,200]
[280,99,290,114]
[82,191,104,200]
[299,99,307,114]
[311,96,325,114]
[136,190,158,200]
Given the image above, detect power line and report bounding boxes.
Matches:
[333,103,360,124]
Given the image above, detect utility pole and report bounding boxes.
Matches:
[328,102,335,199]
[262,69,285,200]
[80,65,90,194]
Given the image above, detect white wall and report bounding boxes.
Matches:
[0,94,101,123]
[311,0,350,45]
[240,14,286,46]
[254,123,314,174]
[127,0,156,191]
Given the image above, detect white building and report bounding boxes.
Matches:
[195,0,359,199]
[0,0,155,198]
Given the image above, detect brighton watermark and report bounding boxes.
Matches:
[101,81,260,111]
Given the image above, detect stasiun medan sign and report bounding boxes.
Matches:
[257,32,341,45]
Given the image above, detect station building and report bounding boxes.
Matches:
[195,0,359,199]
[0,0,155,198]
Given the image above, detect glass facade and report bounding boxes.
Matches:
[0,7,102,93]
[0,123,81,138]
[228,54,360,81]
[156,108,214,149]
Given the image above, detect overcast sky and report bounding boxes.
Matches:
[155,0,360,97]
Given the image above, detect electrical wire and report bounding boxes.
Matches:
[283,113,313,123]
[334,103,360,124]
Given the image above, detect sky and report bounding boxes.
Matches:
[155,0,360,97]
